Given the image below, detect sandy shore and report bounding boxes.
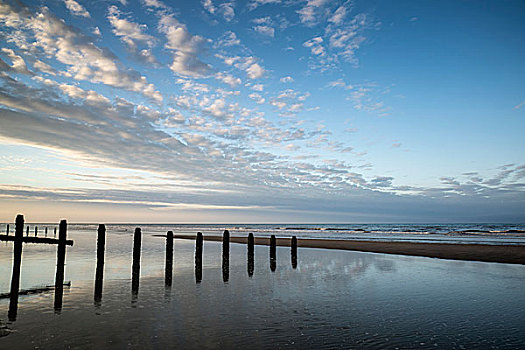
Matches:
[173,234,525,265]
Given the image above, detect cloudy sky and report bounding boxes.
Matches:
[0,0,524,223]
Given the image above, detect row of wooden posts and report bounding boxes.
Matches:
[116,226,298,300]
[4,223,57,237]
[0,215,73,321]
[2,215,298,320]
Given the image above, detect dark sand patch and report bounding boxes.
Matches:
[173,235,525,265]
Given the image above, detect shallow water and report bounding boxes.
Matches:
[1,228,525,349]
[2,223,525,245]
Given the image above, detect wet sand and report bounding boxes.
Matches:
[173,235,525,265]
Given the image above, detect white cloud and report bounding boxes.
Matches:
[214,31,241,48]
[248,0,282,10]
[202,0,216,14]
[203,0,235,21]
[33,59,56,75]
[252,16,271,25]
[63,0,90,18]
[297,0,328,26]
[303,36,325,56]
[216,72,242,87]
[0,48,31,74]
[280,76,294,83]
[249,93,265,104]
[251,84,264,91]
[219,2,235,22]
[328,3,347,25]
[289,103,303,112]
[253,25,275,37]
[0,3,163,103]
[107,6,156,50]
[270,100,286,109]
[158,14,211,77]
[232,56,265,79]
[142,0,168,10]
[246,63,264,79]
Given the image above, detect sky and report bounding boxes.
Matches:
[0,0,524,223]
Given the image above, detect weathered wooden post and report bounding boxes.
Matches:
[131,228,142,296]
[222,230,230,283]
[8,214,24,321]
[195,232,203,283]
[34,226,37,236]
[94,224,106,305]
[165,231,173,287]
[291,236,297,269]
[54,220,67,313]
[247,233,254,277]
[6,223,9,235]
[270,235,276,272]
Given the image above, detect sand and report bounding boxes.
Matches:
[173,234,525,265]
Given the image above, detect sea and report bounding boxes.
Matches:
[3,222,524,245]
[1,222,524,348]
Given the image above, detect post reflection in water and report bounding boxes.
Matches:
[195,232,203,283]
[8,215,24,321]
[291,236,297,269]
[53,220,68,314]
[94,224,106,306]
[247,233,254,277]
[270,235,276,272]
[131,227,142,303]
[165,231,173,287]
[222,230,230,283]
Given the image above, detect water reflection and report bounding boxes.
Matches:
[165,231,173,287]
[53,220,68,314]
[195,232,203,283]
[222,230,229,283]
[94,224,106,306]
[8,215,24,321]
[270,235,276,272]
[131,228,141,301]
[247,233,254,277]
[291,236,297,269]
[2,229,525,349]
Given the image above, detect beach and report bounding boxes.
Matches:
[1,226,525,348]
[174,234,525,265]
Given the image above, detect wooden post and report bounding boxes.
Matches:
[131,228,142,296]
[8,214,24,321]
[291,236,297,269]
[94,224,106,305]
[34,226,37,237]
[165,231,173,287]
[6,223,9,235]
[195,232,203,283]
[54,220,67,313]
[247,233,254,277]
[222,230,229,283]
[270,235,276,272]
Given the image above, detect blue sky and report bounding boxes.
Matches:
[0,0,524,223]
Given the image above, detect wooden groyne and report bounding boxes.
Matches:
[0,215,73,320]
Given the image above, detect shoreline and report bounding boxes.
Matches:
[173,234,525,265]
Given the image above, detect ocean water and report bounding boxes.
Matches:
[3,222,525,245]
[1,226,525,348]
